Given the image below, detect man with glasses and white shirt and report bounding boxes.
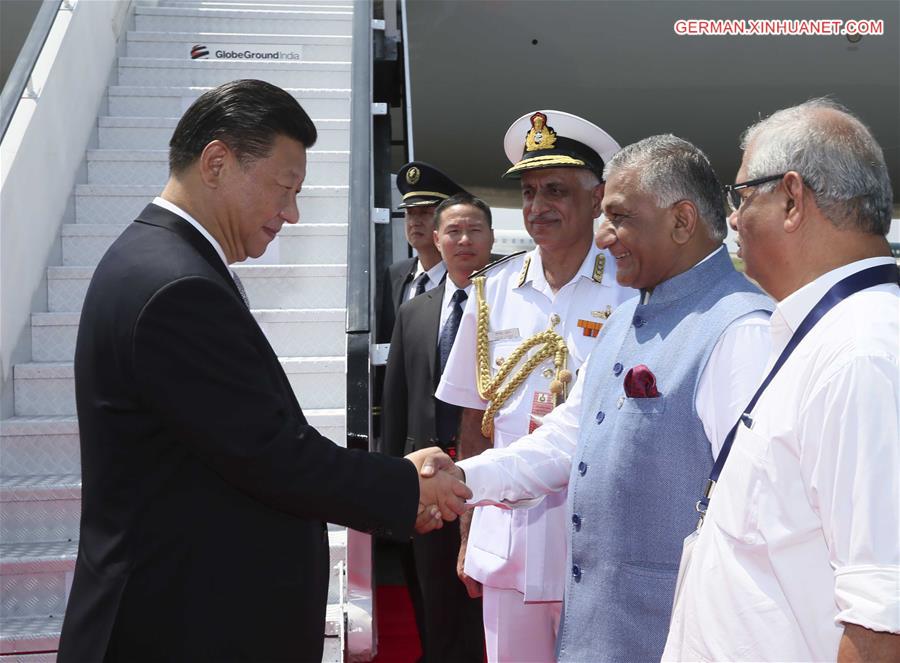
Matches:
[663,100,899,661]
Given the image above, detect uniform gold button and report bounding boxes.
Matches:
[496,357,505,366]
[542,368,554,378]
[550,313,561,326]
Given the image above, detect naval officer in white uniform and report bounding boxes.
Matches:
[435,110,633,661]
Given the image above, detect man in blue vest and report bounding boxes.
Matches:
[426,135,775,661]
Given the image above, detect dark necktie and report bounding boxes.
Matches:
[435,289,467,445]
[231,270,250,309]
[414,272,429,297]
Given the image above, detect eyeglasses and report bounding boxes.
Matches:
[723,173,785,213]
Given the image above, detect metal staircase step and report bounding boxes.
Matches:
[0,541,76,621]
[46,263,347,313]
[0,475,81,545]
[126,30,351,61]
[0,615,64,656]
[98,116,349,150]
[152,1,354,8]
[134,5,352,36]
[118,56,350,88]
[14,355,346,416]
[75,184,348,225]
[0,410,346,480]
[62,222,347,267]
[32,303,348,358]
[108,84,350,118]
[0,613,343,660]
[0,518,346,626]
[86,149,348,186]
[0,416,80,477]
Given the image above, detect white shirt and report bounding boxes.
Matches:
[153,197,228,267]
[458,250,771,509]
[436,242,633,600]
[404,259,446,302]
[662,256,900,662]
[438,278,472,338]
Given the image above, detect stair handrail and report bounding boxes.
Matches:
[0,0,65,142]
[345,0,373,450]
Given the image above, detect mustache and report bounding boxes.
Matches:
[527,213,561,223]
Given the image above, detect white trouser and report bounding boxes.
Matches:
[482,585,562,663]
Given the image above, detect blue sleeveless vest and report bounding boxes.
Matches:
[556,248,773,662]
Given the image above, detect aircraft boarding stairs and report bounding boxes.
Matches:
[0,0,365,659]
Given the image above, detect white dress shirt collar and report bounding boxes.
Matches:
[523,240,609,296]
[153,196,229,268]
[771,256,896,337]
[413,259,447,284]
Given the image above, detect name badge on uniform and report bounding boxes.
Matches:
[528,391,554,433]
[488,328,520,343]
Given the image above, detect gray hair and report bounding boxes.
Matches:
[575,169,601,191]
[740,98,892,235]
[603,135,727,241]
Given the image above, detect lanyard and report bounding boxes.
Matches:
[695,262,899,526]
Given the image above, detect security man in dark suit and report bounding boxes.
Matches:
[383,193,495,661]
[373,162,468,653]
[57,79,469,663]
[376,162,469,345]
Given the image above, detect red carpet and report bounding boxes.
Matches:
[371,585,422,663]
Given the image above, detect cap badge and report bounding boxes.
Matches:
[406,166,421,185]
[525,112,557,153]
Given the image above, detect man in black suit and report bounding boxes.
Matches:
[383,193,495,661]
[373,161,467,652]
[58,79,469,663]
[376,161,468,345]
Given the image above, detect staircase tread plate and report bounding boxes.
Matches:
[128,30,351,43]
[0,540,77,572]
[1,411,343,440]
[76,184,347,194]
[98,117,348,128]
[87,147,349,158]
[108,85,350,96]
[48,264,347,278]
[0,615,63,647]
[0,415,78,435]
[118,57,350,68]
[62,224,347,235]
[15,355,345,377]
[136,6,352,17]
[0,474,81,502]
[33,307,345,322]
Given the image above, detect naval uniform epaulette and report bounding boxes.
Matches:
[468,250,527,280]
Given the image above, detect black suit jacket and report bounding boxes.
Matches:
[381,282,447,457]
[59,204,419,663]
[376,256,417,344]
[380,283,484,662]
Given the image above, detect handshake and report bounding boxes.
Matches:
[406,447,471,534]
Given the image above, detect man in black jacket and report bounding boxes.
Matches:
[383,193,494,661]
[376,162,468,345]
[58,79,469,663]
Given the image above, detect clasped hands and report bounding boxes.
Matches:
[406,447,470,534]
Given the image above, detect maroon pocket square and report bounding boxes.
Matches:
[623,364,660,398]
